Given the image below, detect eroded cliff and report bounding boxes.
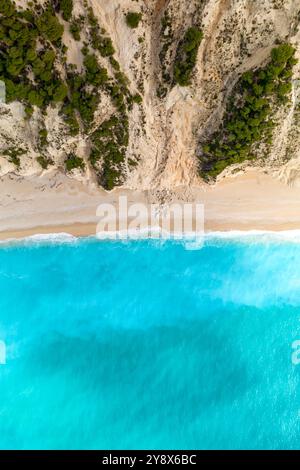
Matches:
[1,0,300,191]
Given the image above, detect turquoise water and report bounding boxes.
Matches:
[1,235,300,449]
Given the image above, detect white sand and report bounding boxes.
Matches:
[1,169,300,240]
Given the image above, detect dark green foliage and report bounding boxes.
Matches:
[158,10,173,92]
[59,0,73,21]
[70,21,81,41]
[174,27,203,86]
[200,44,297,179]
[38,127,48,147]
[125,12,142,29]
[81,46,89,56]
[66,59,107,131]
[3,147,25,167]
[156,85,168,99]
[65,153,85,171]
[100,37,115,57]
[109,57,120,71]
[83,53,101,74]
[24,105,34,118]
[82,2,138,189]
[0,2,135,190]
[107,83,125,110]
[83,54,108,86]
[132,93,142,104]
[0,1,68,112]
[60,103,79,135]
[87,7,97,27]
[37,155,53,169]
[27,90,44,107]
[53,82,68,102]
[35,7,64,43]
[271,43,296,65]
[0,0,15,17]
[87,7,115,57]
[89,114,129,190]
[75,89,98,125]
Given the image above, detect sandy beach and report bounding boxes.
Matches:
[1,169,300,241]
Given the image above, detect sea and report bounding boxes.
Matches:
[0,233,300,449]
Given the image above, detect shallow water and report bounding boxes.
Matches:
[0,236,300,449]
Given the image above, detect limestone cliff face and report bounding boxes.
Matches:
[1,0,300,189]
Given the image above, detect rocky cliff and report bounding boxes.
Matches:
[1,0,300,191]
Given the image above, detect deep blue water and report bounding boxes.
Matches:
[1,235,300,449]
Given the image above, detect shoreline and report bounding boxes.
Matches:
[2,169,300,241]
[3,222,300,243]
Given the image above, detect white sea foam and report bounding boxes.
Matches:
[205,229,300,243]
[95,225,203,240]
[2,228,300,247]
[97,227,300,243]
[0,232,79,247]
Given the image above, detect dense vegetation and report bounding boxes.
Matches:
[3,147,25,167]
[58,0,73,21]
[200,44,297,179]
[70,20,81,41]
[174,27,203,86]
[83,7,141,190]
[36,6,64,42]
[157,10,173,98]
[125,12,142,29]
[90,114,129,190]
[87,62,136,189]
[0,2,141,189]
[37,155,53,169]
[87,7,115,57]
[65,153,85,172]
[0,0,66,115]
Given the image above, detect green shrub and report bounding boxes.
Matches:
[26,49,37,63]
[174,27,203,86]
[24,105,33,118]
[98,37,115,57]
[271,43,296,65]
[132,93,142,104]
[37,155,53,169]
[200,43,297,179]
[35,8,64,43]
[83,54,108,86]
[101,164,121,190]
[65,154,85,171]
[61,103,79,135]
[84,54,98,73]
[88,14,115,57]
[65,72,101,130]
[38,128,48,147]
[0,0,15,17]
[3,147,25,167]
[59,0,73,21]
[27,89,44,107]
[109,57,120,71]
[53,82,68,102]
[70,21,81,41]
[125,12,142,29]
[89,113,129,190]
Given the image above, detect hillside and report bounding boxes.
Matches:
[0,0,300,193]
